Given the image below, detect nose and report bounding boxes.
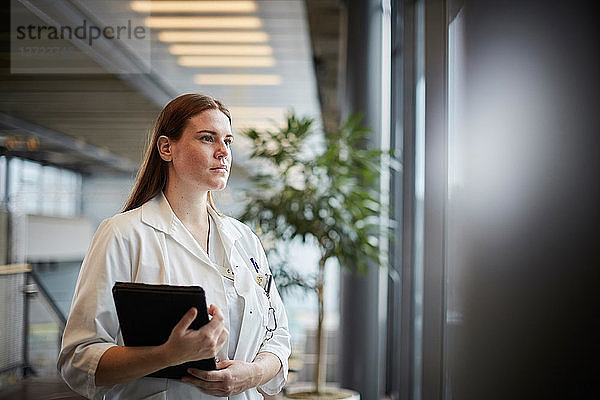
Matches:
[215,140,229,160]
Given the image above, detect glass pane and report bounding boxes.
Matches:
[412,1,426,398]
[41,166,59,215]
[7,157,81,217]
[445,6,466,399]
[0,156,6,207]
[22,160,41,214]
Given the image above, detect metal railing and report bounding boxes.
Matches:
[0,264,30,383]
[0,263,67,385]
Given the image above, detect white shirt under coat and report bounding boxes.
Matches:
[208,215,244,360]
[58,193,291,399]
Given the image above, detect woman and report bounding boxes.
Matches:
[58,94,291,399]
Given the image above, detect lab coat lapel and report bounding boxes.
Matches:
[208,208,268,362]
[206,207,242,263]
[206,209,254,287]
[207,208,261,296]
[141,193,214,267]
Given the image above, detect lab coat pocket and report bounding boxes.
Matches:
[235,260,270,329]
[253,283,270,328]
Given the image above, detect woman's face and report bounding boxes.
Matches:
[160,109,233,193]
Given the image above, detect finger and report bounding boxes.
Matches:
[193,306,224,342]
[209,304,224,322]
[187,368,224,382]
[172,307,197,335]
[215,360,232,370]
[206,305,224,329]
[197,313,224,339]
[207,304,216,316]
[210,304,224,319]
[185,368,209,380]
[204,312,225,334]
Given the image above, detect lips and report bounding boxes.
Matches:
[210,165,228,172]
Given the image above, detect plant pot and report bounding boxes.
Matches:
[280,383,360,400]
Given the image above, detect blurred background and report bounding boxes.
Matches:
[1,0,599,399]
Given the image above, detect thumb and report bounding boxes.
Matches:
[173,307,197,335]
[216,360,233,370]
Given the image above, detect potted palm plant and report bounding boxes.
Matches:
[240,113,383,399]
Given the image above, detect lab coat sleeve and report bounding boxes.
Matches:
[254,239,291,395]
[57,218,131,399]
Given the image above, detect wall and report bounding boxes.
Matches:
[25,215,92,262]
[81,173,135,229]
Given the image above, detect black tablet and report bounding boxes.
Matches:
[112,282,217,379]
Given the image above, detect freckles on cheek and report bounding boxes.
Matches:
[189,154,205,165]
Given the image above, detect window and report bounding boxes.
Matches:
[4,157,81,217]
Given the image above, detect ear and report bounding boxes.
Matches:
[157,136,173,162]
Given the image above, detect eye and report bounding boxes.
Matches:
[225,137,234,146]
[200,135,214,142]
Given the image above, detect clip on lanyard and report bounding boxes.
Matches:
[262,273,277,345]
[264,273,273,299]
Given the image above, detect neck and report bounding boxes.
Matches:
[163,184,210,230]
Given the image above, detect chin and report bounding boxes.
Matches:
[210,181,229,191]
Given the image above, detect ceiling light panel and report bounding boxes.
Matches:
[158,31,269,43]
[170,45,272,56]
[178,56,275,67]
[145,17,262,29]
[229,107,287,118]
[195,74,282,85]
[131,1,257,13]
[234,120,287,132]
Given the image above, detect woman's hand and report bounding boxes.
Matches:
[162,304,228,366]
[182,360,261,396]
[181,352,282,396]
[95,305,228,386]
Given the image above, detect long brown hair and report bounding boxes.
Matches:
[123,93,231,212]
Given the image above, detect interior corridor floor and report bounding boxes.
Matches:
[0,376,85,400]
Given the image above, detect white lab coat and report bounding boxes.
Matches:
[58,193,291,399]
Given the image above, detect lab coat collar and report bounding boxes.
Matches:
[141,192,242,253]
[140,192,177,234]
[207,205,243,246]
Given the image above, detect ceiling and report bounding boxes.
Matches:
[304,0,343,134]
[0,0,342,175]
